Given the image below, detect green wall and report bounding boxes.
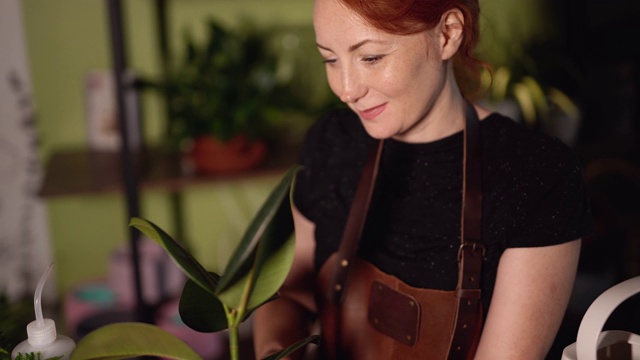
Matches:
[22,0,315,296]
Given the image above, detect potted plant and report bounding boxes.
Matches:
[159,19,298,174]
[65,166,318,360]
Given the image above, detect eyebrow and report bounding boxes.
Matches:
[316,39,385,52]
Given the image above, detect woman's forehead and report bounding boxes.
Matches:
[313,0,432,52]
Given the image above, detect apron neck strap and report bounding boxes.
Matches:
[327,102,484,304]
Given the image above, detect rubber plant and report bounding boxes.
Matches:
[70,166,318,360]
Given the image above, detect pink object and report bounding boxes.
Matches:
[63,279,121,338]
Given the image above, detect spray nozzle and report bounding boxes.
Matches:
[35,262,54,326]
[25,262,57,347]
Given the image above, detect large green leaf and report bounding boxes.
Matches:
[129,218,219,296]
[179,276,278,333]
[178,273,228,333]
[216,227,295,310]
[241,181,296,310]
[71,323,202,360]
[215,166,299,294]
[262,335,320,360]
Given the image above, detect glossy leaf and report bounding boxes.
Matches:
[130,217,219,296]
[179,275,279,333]
[216,168,297,311]
[242,181,296,310]
[215,166,299,294]
[70,322,202,360]
[262,335,320,360]
[178,273,228,333]
[217,224,295,311]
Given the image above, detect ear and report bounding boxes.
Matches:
[438,9,465,61]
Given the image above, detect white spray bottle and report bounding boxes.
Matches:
[12,263,76,360]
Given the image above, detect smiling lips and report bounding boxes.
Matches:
[358,103,387,120]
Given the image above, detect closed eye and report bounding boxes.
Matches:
[362,55,384,64]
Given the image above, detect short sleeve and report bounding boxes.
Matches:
[508,140,593,248]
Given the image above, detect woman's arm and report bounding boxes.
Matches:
[253,204,318,359]
[474,239,581,360]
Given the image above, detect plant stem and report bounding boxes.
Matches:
[225,268,256,360]
[228,323,240,360]
[223,304,240,360]
[235,268,255,325]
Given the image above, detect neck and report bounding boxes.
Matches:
[394,69,467,144]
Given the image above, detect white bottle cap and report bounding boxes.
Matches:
[26,318,57,347]
[26,263,58,348]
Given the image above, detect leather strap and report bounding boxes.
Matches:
[449,103,484,360]
[326,139,384,303]
[325,102,484,358]
[323,140,383,360]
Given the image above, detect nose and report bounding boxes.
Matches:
[337,66,365,104]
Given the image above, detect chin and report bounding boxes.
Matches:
[361,123,396,140]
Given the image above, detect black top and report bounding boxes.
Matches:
[293,108,592,309]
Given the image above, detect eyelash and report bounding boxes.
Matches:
[362,55,384,64]
[322,55,384,65]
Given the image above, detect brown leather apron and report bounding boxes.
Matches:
[315,104,484,360]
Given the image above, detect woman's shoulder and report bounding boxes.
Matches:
[481,113,592,248]
[481,112,581,168]
[481,112,588,220]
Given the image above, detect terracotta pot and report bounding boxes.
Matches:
[188,134,267,174]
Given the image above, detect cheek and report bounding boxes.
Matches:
[384,56,435,99]
[377,68,408,99]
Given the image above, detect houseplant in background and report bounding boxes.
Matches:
[481,63,580,144]
[477,0,583,146]
[68,166,319,360]
[156,19,304,174]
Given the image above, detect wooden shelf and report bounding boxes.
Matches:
[39,145,299,197]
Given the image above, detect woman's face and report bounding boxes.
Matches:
[313,0,457,142]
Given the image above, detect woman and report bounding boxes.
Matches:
[254,0,591,358]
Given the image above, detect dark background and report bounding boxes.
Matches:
[542,0,640,357]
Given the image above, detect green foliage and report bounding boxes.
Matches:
[13,353,63,360]
[171,21,266,141]
[73,166,318,360]
[214,166,297,297]
[482,66,579,129]
[178,273,228,333]
[477,1,581,131]
[0,295,31,358]
[129,217,219,296]
[159,19,301,146]
[70,323,201,360]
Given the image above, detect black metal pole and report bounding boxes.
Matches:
[154,0,189,252]
[106,0,150,323]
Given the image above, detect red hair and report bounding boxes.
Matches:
[336,0,488,100]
